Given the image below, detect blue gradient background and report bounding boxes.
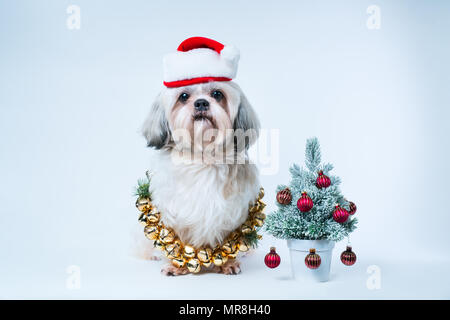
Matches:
[1,1,449,298]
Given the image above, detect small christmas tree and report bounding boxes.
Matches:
[265,137,357,241]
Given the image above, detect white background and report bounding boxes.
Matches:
[1,0,449,299]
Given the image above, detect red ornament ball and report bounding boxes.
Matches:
[264,247,281,268]
[276,188,292,205]
[348,201,357,215]
[340,246,357,266]
[316,170,331,189]
[305,248,321,269]
[297,192,313,212]
[333,204,349,223]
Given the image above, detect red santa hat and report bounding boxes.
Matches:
[163,37,240,88]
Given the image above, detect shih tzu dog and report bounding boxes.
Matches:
[138,37,260,275]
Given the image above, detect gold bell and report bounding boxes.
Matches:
[197,248,213,263]
[147,211,160,224]
[238,239,250,252]
[241,223,253,234]
[183,245,196,259]
[186,258,201,273]
[159,228,175,244]
[172,257,186,268]
[201,260,212,268]
[227,243,239,259]
[222,241,236,254]
[144,225,159,240]
[165,241,181,259]
[254,212,266,227]
[135,197,151,212]
[249,203,259,214]
[258,187,265,199]
[138,213,148,226]
[258,200,266,211]
[153,239,164,250]
[228,231,240,241]
[212,251,228,266]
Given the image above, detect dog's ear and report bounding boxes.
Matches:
[233,92,260,149]
[142,94,171,149]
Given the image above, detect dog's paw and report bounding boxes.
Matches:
[161,264,190,276]
[215,259,241,275]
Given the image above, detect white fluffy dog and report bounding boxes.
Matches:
[140,81,260,275]
[136,37,260,275]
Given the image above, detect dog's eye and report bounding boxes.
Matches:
[211,90,223,101]
[178,92,190,102]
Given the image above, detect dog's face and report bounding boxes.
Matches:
[142,81,259,155]
[168,82,236,147]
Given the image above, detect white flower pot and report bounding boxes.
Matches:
[287,239,335,282]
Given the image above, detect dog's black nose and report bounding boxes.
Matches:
[194,99,209,111]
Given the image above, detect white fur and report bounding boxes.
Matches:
[163,46,240,83]
[148,151,260,247]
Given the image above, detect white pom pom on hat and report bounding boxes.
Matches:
[163,37,240,88]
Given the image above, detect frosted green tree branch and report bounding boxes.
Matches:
[265,137,357,241]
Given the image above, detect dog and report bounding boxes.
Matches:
[137,37,260,275]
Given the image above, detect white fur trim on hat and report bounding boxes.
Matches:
[163,45,240,84]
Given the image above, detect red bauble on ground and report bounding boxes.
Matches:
[264,247,281,268]
[316,170,331,189]
[348,201,357,215]
[340,246,357,266]
[333,204,349,223]
[276,188,292,205]
[297,192,313,212]
[305,248,321,269]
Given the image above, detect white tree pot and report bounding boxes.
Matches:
[287,239,335,282]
